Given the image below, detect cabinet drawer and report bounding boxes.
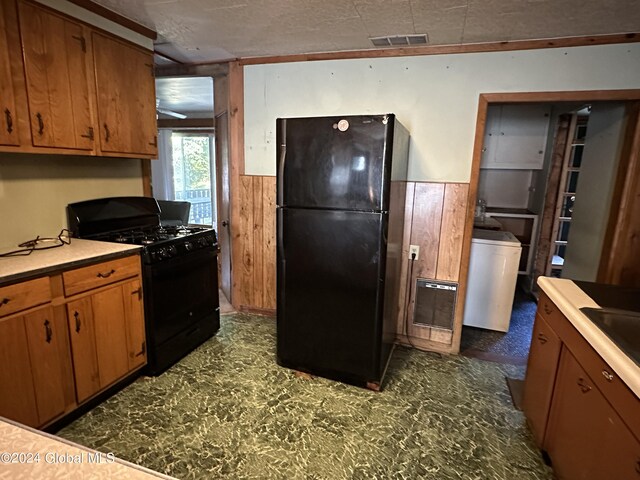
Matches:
[63,255,140,296]
[568,334,640,438]
[0,277,51,318]
[537,292,565,326]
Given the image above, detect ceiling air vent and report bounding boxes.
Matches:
[370,34,428,47]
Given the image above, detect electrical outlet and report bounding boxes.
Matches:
[409,245,420,260]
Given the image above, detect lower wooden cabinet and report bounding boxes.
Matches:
[522,313,562,446]
[0,314,39,426]
[523,292,640,480]
[67,278,146,403]
[545,346,640,480]
[0,306,70,427]
[0,253,146,428]
[23,306,70,426]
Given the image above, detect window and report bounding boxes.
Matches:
[171,133,215,225]
[151,130,217,226]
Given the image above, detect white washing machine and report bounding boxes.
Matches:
[463,228,522,332]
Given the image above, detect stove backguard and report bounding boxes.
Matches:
[67,197,161,238]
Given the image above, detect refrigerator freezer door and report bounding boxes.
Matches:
[277,115,393,212]
[277,207,386,382]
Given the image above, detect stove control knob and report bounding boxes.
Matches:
[155,248,166,258]
[168,245,178,257]
[184,241,193,251]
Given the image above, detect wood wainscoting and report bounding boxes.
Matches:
[395,182,469,353]
[232,175,277,312]
[231,176,470,353]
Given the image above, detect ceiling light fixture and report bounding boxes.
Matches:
[369,34,428,48]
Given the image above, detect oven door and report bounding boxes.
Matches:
[144,247,219,349]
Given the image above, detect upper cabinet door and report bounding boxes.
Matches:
[0,1,20,146]
[93,32,157,156]
[481,104,551,170]
[18,1,94,150]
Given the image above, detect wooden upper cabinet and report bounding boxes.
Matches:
[0,1,20,146]
[18,1,94,150]
[93,32,157,156]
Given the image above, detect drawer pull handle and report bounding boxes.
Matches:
[36,112,44,135]
[104,123,110,142]
[44,319,53,343]
[4,108,13,134]
[0,297,10,307]
[602,370,614,382]
[131,288,142,300]
[537,333,548,344]
[74,311,81,333]
[97,269,116,279]
[543,304,553,315]
[636,458,640,474]
[577,377,591,393]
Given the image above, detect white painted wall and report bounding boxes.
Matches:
[244,43,640,181]
[562,103,627,281]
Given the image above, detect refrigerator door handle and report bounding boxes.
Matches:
[277,119,286,206]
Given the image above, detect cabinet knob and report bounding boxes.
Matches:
[537,333,548,344]
[602,370,614,382]
[543,304,553,315]
[104,123,111,142]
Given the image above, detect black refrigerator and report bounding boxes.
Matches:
[276,114,410,389]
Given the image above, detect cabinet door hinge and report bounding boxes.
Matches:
[71,35,87,53]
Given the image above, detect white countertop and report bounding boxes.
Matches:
[538,277,640,398]
[0,239,141,286]
[0,417,175,479]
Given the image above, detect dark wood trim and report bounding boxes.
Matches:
[157,118,214,129]
[450,96,488,354]
[64,0,156,40]
[597,101,640,286]
[228,62,245,310]
[481,90,640,103]
[155,63,229,78]
[239,33,639,66]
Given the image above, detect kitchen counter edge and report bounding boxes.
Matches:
[537,277,639,398]
[0,240,142,287]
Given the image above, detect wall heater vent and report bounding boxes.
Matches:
[413,279,458,331]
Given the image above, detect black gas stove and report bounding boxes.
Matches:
[91,225,217,265]
[67,196,220,375]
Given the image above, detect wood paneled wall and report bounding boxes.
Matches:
[230,176,470,353]
[232,175,277,311]
[395,182,469,353]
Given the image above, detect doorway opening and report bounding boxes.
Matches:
[460,92,640,365]
[150,71,233,309]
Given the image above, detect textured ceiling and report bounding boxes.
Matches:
[91,0,640,63]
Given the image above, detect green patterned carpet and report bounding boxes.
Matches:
[57,313,552,480]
